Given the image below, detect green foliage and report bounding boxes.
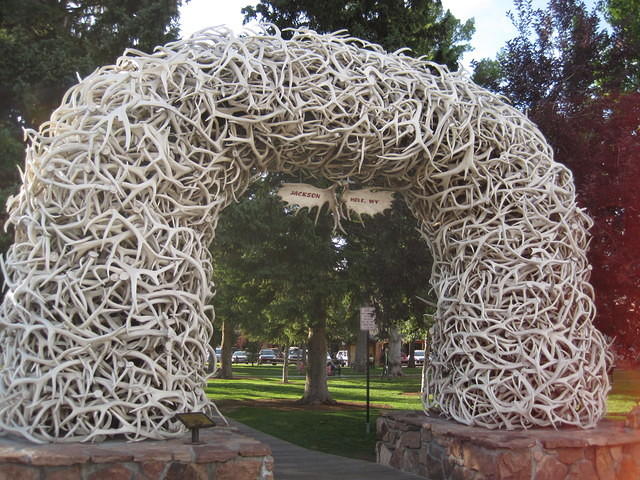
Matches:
[242,0,474,70]
[340,199,434,338]
[603,0,640,91]
[470,58,502,93]
[0,0,183,127]
[211,174,346,346]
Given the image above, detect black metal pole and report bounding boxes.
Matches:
[191,427,199,444]
[366,335,370,433]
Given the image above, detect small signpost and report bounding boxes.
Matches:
[174,412,216,444]
[360,306,376,434]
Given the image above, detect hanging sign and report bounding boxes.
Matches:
[344,189,395,217]
[276,183,395,230]
[277,183,336,212]
[360,307,376,331]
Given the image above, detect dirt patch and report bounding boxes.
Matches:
[400,392,421,396]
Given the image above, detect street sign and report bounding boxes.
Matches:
[360,307,376,331]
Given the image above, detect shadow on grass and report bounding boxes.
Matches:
[223,404,381,461]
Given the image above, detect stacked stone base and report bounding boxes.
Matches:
[0,426,273,479]
[377,412,640,479]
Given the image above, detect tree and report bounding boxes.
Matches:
[341,199,434,377]
[242,0,474,70]
[602,0,640,91]
[0,0,185,271]
[211,174,347,401]
[471,0,640,361]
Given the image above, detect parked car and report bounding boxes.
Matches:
[414,349,425,366]
[231,350,249,364]
[400,352,408,365]
[288,347,304,361]
[258,349,280,365]
[336,350,349,366]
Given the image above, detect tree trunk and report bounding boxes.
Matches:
[389,325,403,377]
[408,340,415,368]
[299,318,335,404]
[421,336,429,392]
[282,341,290,384]
[353,328,368,373]
[215,319,234,379]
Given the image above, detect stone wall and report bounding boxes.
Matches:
[377,411,640,479]
[0,426,273,480]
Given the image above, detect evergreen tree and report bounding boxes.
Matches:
[242,0,474,70]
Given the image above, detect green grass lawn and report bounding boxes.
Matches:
[206,366,640,461]
[607,368,640,420]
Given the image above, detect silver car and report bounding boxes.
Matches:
[231,350,249,363]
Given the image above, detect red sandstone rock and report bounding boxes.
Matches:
[192,445,236,463]
[556,447,584,465]
[610,445,623,464]
[497,449,531,479]
[43,465,82,479]
[132,447,172,463]
[87,463,134,480]
[170,444,194,462]
[89,447,135,464]
[0,430,272,480]
[448,440,464,460]
[237,441,271,457]
[535,455,568,480]
[376,417,388,440]
[462,444,497,476]
[618,454,640,479]
[398,431,421,449]
[0,447,30,464]
[138,461,167,479]
[624,405,640,429]
[29,446,90,466]
[595,446,616,480]
[377,443,393,465]
[565,459,598,480]
[215,458,263,480]
[0,464,39,480]
[402,449,421,475]
[164,462,208,480]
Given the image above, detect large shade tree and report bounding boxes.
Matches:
[211,175,346,402]
[340,200,434,376]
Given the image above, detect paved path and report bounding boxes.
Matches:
[228,419,423,480]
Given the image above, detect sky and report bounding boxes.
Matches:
[178,0,595,69]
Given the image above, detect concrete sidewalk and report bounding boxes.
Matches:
[227,418,423,480]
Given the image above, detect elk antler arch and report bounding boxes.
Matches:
[0,27,610,442]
